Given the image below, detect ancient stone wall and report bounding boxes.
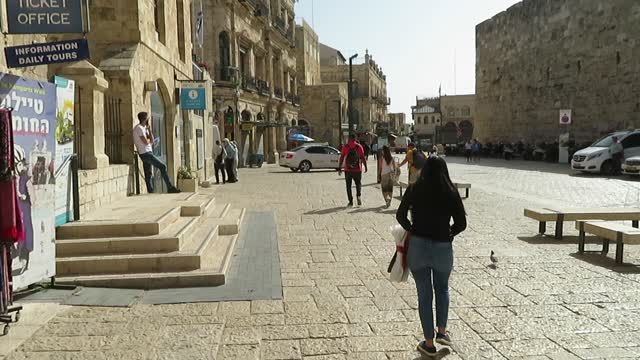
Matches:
[299,83,348,146]
[475,0,640,144]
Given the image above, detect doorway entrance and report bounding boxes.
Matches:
[150,90,168,193]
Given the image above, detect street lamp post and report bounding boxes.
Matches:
[348,53,358,135]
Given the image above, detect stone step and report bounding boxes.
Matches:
[56,206,181,240]
[55,201,229,257]
[55,207,246,277]
[54,208,246,288]
[55,216,197,258]
[53,235,237,289]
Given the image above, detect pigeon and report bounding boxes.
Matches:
[489,251,498,269]
[490,251,498,264]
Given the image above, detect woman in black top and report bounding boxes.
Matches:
[396,156,466,357]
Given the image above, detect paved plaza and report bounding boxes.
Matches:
[5,157,640,359]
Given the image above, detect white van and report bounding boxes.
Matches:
[571,130,640,174]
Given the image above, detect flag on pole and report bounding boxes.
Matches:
[195,0,204,48]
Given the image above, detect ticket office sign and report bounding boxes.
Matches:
[6,0,85,34]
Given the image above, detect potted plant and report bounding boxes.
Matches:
[177,167,198,192]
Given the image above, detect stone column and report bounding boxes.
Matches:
[57,61,109,170]
[267,46,274,96]
[276,125,286,153]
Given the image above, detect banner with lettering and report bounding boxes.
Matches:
[0,73,57,290]
[54,76,74,226]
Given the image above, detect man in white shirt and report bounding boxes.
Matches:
[609,136,624,175]
[133,112,180,193]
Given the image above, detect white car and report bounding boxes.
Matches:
[280,145,341,172]
[623,156,640,176]
[572,131,640,174]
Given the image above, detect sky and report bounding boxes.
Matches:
[294,0,521,121]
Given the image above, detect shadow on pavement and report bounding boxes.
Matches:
[269,170,338,174]
[517,235,584,245]
[349,205,387,214]
[304,207,347,215]
[570,252,640,273]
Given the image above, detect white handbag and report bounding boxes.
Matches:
[388,225,410,283]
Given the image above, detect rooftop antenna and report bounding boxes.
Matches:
[312,0,315,29]
[454,49,457,95]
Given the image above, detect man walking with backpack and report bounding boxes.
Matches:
[339,134,368,207]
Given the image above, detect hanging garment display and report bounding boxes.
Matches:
[0,108,24,243]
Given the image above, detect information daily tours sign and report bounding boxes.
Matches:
[4,39,90,68]
[7,0,84,34]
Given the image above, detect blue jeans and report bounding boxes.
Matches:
[407,235,454,340]
[139,152,173,193]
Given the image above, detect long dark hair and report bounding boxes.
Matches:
[413,157,464,210]
[382,145,393,165]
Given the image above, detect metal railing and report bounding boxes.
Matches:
[274,16,286,33]
[274,87,283,99]
[104,95,124,164]
[257,79,270,96]
[242,76,257,91]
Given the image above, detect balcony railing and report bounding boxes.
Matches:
[240,0,257,7]
[257,79,270,96]
[293,95,300,106]
[254,0,269,17]
[274,16,286,33]
[242,76,257,91]
[286,27,295,46]
[274,87,283,99]
[219,66,238,82]
[192,63,204,81]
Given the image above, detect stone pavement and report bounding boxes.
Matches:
[5,157,640,359]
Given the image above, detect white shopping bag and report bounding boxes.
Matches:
[388,224,410,282]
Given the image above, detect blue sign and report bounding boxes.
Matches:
[4,39,90,68]
[180,82,207,110]
[6,0,84,34]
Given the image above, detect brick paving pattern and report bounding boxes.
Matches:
[6,157,640,359]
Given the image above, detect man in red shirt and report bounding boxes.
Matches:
[339,134,368,207]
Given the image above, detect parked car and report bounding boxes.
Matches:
[279,144,341,172]
[571,130,640,174]
[622,156,640,176]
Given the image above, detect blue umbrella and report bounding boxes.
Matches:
[289,133,314,142]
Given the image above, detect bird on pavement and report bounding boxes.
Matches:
[489,251,498,269]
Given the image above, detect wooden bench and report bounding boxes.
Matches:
[576,220,640,264]
[399,181,471,199]
[524,208,640,240]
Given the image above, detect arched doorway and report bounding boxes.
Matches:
[459,120,474,141]
[150,90,168,193]
[441,122,458,145]
[241,110,252,122]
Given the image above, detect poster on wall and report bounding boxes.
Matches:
[0,73,57,289]
[54,76,75,226]
[559,109,572,125]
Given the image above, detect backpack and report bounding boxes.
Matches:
[346,145,360,169]
[413,150,427,170]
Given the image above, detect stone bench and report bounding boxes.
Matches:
[398,181,471,199]
[576,220,640,264]
[524,208,640,239]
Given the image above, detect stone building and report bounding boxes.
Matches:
[202,0,300,165]
[387,113,407,135]
[441,95,475,142]
[412,94,474,144]
[412,104,441,143]
[319,43,346,66]
[295,21,347,147]
[320,50,389,142]
[295,20,321,88]
[475,0,640,143]
[1,0,213,215]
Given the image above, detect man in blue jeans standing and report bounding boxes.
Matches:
[133,112,180,194]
